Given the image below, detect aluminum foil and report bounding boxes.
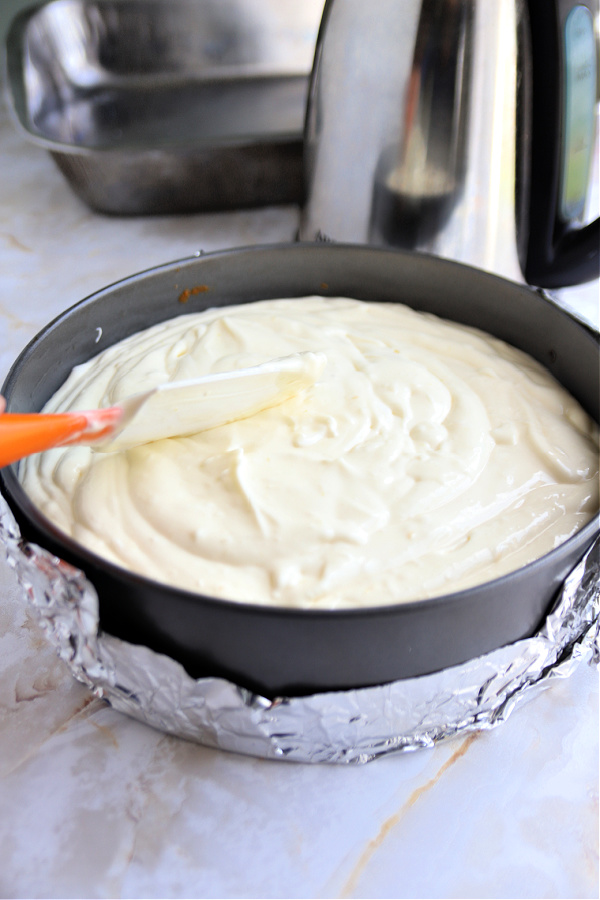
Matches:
[1,494,598,764]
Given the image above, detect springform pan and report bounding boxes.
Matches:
[1,243,598,697]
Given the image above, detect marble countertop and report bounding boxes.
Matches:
[0,94,598,899]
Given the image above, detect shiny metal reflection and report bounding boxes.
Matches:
[300,0,527,282]
[5,0,324,213]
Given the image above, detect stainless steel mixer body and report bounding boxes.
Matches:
[300,0,599,287]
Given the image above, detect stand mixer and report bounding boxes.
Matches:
[300,0,599,288]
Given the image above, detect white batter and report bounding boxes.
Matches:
[19,297,599,608]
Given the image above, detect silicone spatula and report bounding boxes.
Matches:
[0,351,326,467]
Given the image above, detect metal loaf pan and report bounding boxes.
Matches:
[1,244,598,697]
[4,0,323,214]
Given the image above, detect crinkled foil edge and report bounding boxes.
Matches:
[2,496,598,764]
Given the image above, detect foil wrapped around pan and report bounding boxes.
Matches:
[2,495,598,764]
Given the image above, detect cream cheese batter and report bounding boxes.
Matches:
[19,297,599,608]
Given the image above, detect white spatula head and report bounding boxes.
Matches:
[96,351,327,451]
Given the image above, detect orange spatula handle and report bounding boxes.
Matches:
[0,412,90,468]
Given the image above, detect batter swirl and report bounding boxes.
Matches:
[20,297,599,607]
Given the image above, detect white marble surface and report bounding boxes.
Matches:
[0,91,598,899]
